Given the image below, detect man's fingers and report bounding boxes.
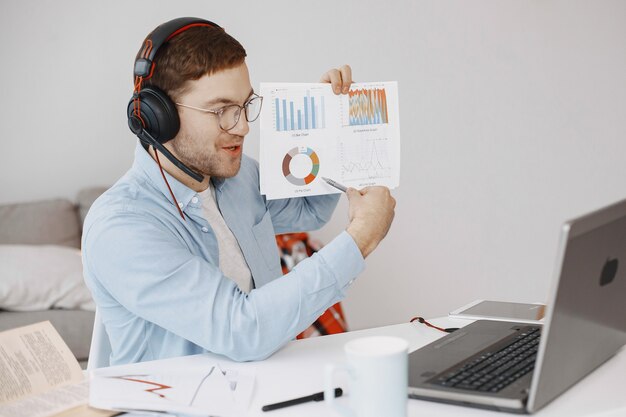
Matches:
[321,69,342,94]
[360,185,391,195]
[339,65,352,93]
[346,187,362,200]
[320,65,353,94]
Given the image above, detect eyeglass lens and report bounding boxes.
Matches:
[220,96,263,131]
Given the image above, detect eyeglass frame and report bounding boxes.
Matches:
[175,93,264,132]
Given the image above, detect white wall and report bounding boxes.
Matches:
[1,1,625,330]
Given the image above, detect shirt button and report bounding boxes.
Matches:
[178,202,184,209]
[201,226,209,233]
[191,197,199,204]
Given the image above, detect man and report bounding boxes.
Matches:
[82,18,395,365]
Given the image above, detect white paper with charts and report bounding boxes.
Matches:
[89,357,255,416]
[259,82,400,200]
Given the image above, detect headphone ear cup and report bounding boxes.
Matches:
[126,86,180,143]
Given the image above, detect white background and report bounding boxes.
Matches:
[1,1,625,330]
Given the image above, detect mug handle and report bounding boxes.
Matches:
[325,363,355,417]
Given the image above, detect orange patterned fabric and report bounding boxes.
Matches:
[276,233,348,338]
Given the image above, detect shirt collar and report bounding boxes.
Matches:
[132,142,199,211]
[211,176,226,191]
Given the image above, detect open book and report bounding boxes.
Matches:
[0,321,114,417]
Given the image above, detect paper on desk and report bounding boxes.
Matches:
[90,362,254,416]
[0,321,115,417]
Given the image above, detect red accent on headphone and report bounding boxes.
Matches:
[166,23,214,41]
[145,62,156,81]
[133,76,145,124]
[141,39,154,59]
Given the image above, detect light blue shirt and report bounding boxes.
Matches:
[82,143,364,365]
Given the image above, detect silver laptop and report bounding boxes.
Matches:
[408,198,626,413]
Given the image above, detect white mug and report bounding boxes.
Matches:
[325,336,409,417]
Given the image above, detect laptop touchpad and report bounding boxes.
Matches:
[434,331,503,355]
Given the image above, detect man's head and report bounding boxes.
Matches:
[145,24,253,179]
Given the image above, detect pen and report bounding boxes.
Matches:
[261,387,343,412]
[322,177,348,193]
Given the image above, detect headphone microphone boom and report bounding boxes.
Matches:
[127,17,222,184]
[127,114,205,182]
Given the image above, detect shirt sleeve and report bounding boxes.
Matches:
[266,193,341,234]
[83,212,364,362]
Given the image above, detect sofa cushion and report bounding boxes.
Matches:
[77,187,108,227]
[0,199,81,248]
[0,244,95,312]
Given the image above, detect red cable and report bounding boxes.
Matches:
[410,316,449,333]
[154,149,186,221]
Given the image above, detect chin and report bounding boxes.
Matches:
[211,159,242,179]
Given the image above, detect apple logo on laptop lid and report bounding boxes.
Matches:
[600,257,619,287]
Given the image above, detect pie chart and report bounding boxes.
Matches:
[282,147,320,186]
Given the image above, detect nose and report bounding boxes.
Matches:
[228,110,249,136]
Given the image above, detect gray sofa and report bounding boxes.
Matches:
[0,187,107,367]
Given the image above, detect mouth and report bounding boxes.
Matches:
[222,144,243,156]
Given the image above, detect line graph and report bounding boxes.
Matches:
[339,138,392,182]
[110,375,172,399]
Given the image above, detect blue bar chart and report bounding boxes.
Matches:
[274,90,326,132]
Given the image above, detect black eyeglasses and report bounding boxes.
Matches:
[176,94,263,131]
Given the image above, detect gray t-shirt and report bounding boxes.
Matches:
[199,183,252,293]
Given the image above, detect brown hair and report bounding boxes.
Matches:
[144,26,247,101]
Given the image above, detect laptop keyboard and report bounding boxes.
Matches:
[430,326,541,393]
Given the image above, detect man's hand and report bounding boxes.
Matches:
[345,187,396,258]
[320,65,353,94]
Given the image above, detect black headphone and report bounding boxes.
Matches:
[127,17,222,183]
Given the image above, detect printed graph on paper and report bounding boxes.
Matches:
[346,87,389,126]
[339,138,392,182]
[272,89,327,132]
[260,81,400,199]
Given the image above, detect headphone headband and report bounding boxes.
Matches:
[134,17,222,79]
